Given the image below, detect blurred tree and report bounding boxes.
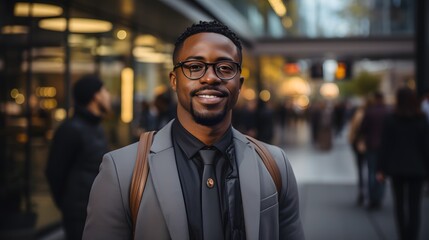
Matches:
[338,71,381,97]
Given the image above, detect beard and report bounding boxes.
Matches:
[188,86,230,126]
[96,99,109,115]
[190,100,228,126]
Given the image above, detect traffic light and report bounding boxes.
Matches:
[335,61,352,80]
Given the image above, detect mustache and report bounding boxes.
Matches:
[190,86,229,97]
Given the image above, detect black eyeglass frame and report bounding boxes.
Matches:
[173,60,242,81]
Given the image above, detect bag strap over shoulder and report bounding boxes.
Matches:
[129,131,155,235]
[129,132,282,234]
[245,135,282,193]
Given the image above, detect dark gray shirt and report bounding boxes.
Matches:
[172,119,245,240]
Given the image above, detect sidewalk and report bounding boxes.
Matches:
[282,121,429,240]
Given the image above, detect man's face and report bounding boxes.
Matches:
[170,32,243,127]
[94,86,111,115]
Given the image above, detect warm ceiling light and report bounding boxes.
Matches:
[39,18,112,33]
[96,46,115,56]
[14,2,63,17]
[320,83,339,99]
[279,76,311,96]
[116,30,127,40]
[268,0,287,17]
[259,90,271,102]
[134,34,158,46]
[68,34,85,45]
[243,88,256,101]
[281,17,293,28]
[133,46,155,57]
[135,52,171,63]
[2,25,28,34]
[121,68,134,123]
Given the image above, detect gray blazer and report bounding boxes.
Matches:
[83,120,304,240]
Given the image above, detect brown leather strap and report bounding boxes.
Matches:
[246,136,282,193]
[130,131,155,235]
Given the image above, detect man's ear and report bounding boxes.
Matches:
[169,71,177,92]
[92,90,101,103]
[239,76,244,89]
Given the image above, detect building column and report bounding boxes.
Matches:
[416,0,429,97]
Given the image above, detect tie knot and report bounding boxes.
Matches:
[199,149,217,165]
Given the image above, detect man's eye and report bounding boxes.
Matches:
[217,64,234,72]
[186,64,204,72]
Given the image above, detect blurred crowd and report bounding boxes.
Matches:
[110,85,429,240]
[133,91,177,141]
[346,88,429,240]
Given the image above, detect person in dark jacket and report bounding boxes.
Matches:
[348,99,368,206]
[377,87,429,240]
[257,100,275,144]
[45,75,111,240]
[359,91,390,209]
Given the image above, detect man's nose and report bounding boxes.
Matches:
[200,65,221,84]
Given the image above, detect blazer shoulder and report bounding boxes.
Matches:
[262,143,287,162]
[109,142,139,162]
[104,142,139,180]
[111,141,138,153]
[104,122,173,182]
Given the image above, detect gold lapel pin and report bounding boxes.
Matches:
[206,178,215,188]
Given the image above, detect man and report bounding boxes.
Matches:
[348,99,368,206]
[359,91,389,210]
[46,75,111,240]
[83,21,304,240]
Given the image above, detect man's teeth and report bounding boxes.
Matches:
[199,95,218,98]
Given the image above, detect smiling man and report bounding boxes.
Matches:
[83,21,304,240]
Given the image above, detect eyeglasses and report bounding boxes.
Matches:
[173,60,241,81]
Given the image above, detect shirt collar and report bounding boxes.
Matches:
[172,119,233,159]
[74,106,102,125]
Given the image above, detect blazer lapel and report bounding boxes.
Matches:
[233,130,261,240]
[149,121,189,240]
[147,124,261,240]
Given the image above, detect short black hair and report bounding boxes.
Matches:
[172,20,242,64]
[73,75,103,106]
[395,87,420,116]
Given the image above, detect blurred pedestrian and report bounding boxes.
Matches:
[240,99,258,138]
[318,101,333,150]
[333,100,346,137]
[45,75,111,240]
[232,98,246,132]
[154,91,176,129]
[421,91,429,197]
[377,87,429,240]
[421,91,429,122]
[257,100,275,144]
[275,100,288,146]
[348,98,368,206]
[134,100,157,141]
[309,100,323,145]
[359,91,389,209]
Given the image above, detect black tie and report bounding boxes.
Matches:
[199,148,224,240]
